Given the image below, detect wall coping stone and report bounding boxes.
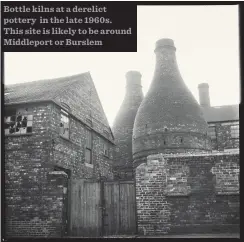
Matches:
[150,149,239,159]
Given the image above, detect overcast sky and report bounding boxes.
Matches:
[4,5,240,126]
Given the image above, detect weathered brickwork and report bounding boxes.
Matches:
[5,103,62,237]
[136,152,239,235]
[211,160,239,195]
[5,76,115,238]
[136,154,171,235]
[165,162,191,196]
[198,83,239,151]
[5,170,68,237]
[209,122,239,151]
[53,73,114,142]
[133,39,211,167]
[50,103,114,180]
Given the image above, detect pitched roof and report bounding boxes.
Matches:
[4,72,90,104]
[4,72,115,143]
[201,104,239,123]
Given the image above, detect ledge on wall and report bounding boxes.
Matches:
[165,193,191,197]
[48,171,68,176]
[161,149,239,158]
[85,163,94,168]
[216,191,240,196]
[165,185,191,197]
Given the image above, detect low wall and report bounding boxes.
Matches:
[135,151,239,235]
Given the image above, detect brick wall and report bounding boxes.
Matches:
[49,103,114,180]
[5,100,114,237]
[135,151,239,235]
[136,154,171,235]
[209,122,239,151]
[5,103,60,237]
[53,75,114,142]
[5,170,68,237]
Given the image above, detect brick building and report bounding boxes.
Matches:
[4,72,115,237]
[136,152,239,235]
[112,71,143,179]
[198,83,239,151]
[133,39,239,236]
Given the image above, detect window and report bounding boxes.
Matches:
[85,149,92,164]
[86,129,92,148]
[231,124,239,139]
[4,107,33,135]
[208,126,216,140]
[85,129,92,164]
[60,109,70,139]
[103,141,109,157]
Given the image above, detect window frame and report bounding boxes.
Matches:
[207,125,217,140]
[4,107,34,136]
[60,109,70,140]
[103,141,109,158]
[85,129,93,165]
[230,124,239,139]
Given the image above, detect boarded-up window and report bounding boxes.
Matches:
[60,109,70,139]
[5,107,33,135]
[85,129,92,164]
[165,163,191,196]
[211,161,239,195]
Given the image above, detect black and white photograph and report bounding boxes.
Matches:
[2,2,240,239]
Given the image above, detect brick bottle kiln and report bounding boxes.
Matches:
[113,71,143,178]
[133,39,212,167]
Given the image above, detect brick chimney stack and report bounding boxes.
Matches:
[198,83,211,107]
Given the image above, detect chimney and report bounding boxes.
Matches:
[125,71,142,94]
[112,71,143,176]
[198,83,210,107]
